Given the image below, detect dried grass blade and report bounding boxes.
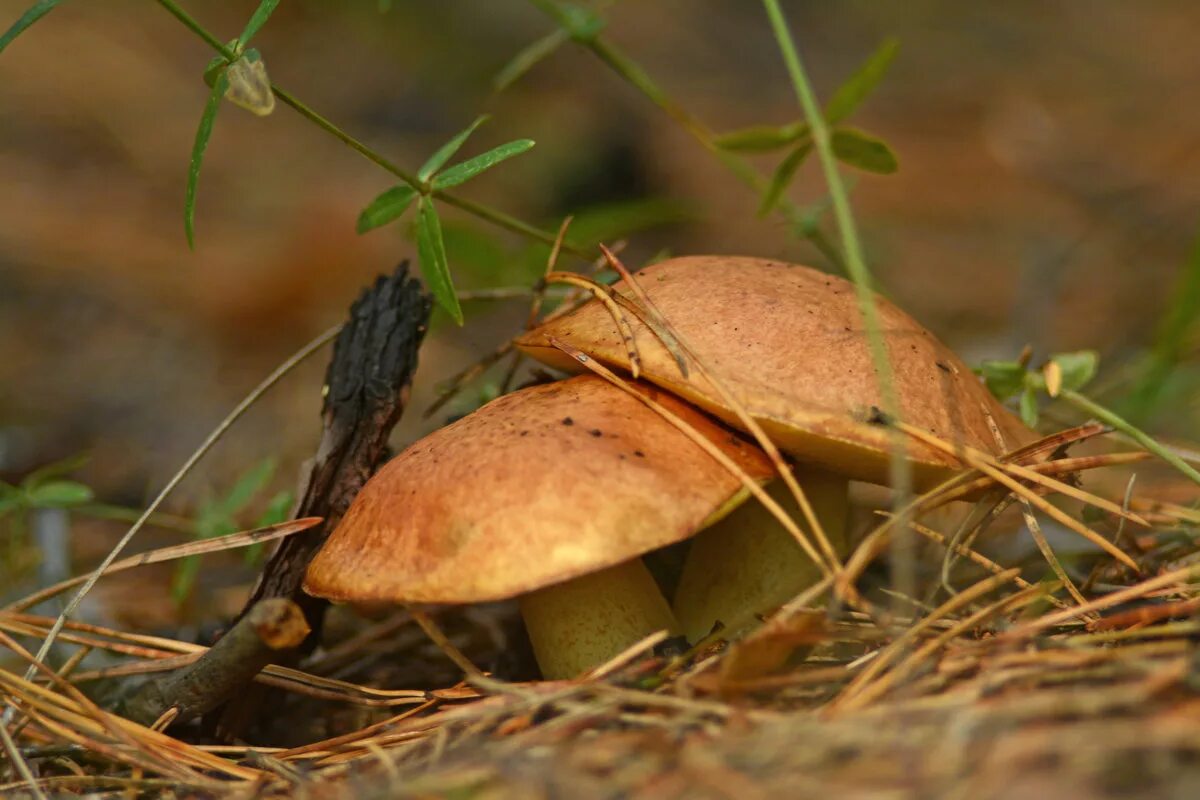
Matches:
[930,452,1151,507]
[6,518,321,612]
[544,271,643,378]
[845,583,1044,710]
[1007,562,1200,636]
[548,337,833,580]
[598,248,842,576]
[832,567,1022,711]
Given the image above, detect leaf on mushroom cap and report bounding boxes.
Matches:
[516,256,1036,488]
[303,375,773,604]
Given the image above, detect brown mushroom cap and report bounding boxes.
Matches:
[516,256,1036,488]
[304,374,773,605]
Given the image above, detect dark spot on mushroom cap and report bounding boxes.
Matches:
[589,429,603,437]
[561,417,574,426]
[936,361,951,372]
[634,450,646,458]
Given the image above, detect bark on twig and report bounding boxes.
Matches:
[121,262,431,731]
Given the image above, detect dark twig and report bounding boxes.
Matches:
[121,262,431,734]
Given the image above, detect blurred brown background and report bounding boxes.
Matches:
[2,1,1197,624]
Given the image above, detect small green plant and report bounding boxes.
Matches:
[171,457,292,606]
[981,350,1200,486]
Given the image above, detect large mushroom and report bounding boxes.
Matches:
[304,374,777,680]
[516,256,1037,640]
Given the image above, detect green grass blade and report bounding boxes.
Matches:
[0,0,62,56]
[761,0,912,594]
[1126,226,1200,418]
[357,185,418,233]
[237,0,280,49]
[419,115,489,183]
[1063,389,1200,486]
[217,457,276,516]
[831,128,898,174]
[758,142,812,217]
[494,28,569,92]
[417,197,463,324]
[824,37,900,125]
[185,71,227,249]
[432,139,536,190]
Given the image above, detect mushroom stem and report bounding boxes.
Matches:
[518,557,680,680]
[672,465,849,642]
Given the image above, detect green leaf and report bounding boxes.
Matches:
[758,142,812,217]
[0,483,24,517]
[0,0,61,56]
[1050,350,1098,393]
[27,480,94,509]
[1125,228,1200,419]
[419,115,489,183]
[494,29,569,92]
[432,139,536,190]
[1019,386,1039,427]
[245,489,293,564]
[357,185,418,233]
[831,128,898,174]
[824,37,900,125]
[22,452,89,490]
[237,0,280,50]
[185,70,227,249]
[979,360,1027,401]
[416,197,463,325]
[171,555,202,606]
[714,122,807,152]
[218,458,276,516]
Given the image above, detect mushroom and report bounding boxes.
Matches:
[303,374,775,679]
[516,256,1037,640]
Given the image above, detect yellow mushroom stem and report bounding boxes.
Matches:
[518,557,680,680]
[672,465,849,643]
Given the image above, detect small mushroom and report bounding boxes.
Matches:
[517,256,1037,640]
[303,375,775,679]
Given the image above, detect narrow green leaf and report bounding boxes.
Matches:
[27,481,94,509]
[1126,226,1200,419]
[1063,389,1200,487]
[171,555,201,606]
[831,127,898,174]
[237,0,280,50]
[22,452,89,490]
[0,0,62,56]
[714,121,807,152]
[1019,386,1039,427]
[218,457,276,516]
[419,115,489,183]
[245,489,293,564]
[494,29,569,92]
[1050,350,1098,393]
[416,198,463,325]
[979,360,1027,401]
[824,37,900,125]
[357,185,418,233]
[185,71,227,249]
[0,491,22,517]
[432,139,535,189]
[758,142,812,217]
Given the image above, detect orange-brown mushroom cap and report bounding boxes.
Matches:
[304,374,773,605]
[516,256,1036,489]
